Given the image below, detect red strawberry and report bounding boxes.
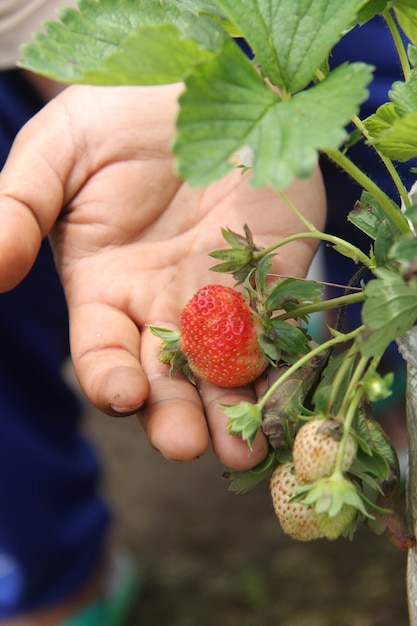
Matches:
[180,284,268,388]
[270,463,324,541]
[292,418,357,485]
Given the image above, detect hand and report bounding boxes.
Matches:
[0,83,326,469]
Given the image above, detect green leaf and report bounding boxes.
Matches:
[81,24,215,85]
[374,219,403,266]
[258,334,281,362]
[403,203,417,226]
[357,0,389,24]
[350,457,386,491]
[365,69,417,160]
[389,235,417,262]
[216,0,367,93]
[224,452,276,493]
[394,3,417,46]
[269,320,311,356]
[176,0,243,37]
[370,111,417,161]
[148,325,180,343]
[359,270,417,356]
[364,102,402,139]
[353,412,399,479]
[19,0,223,84]
[313,351,359,417]
[253,256,275,297]
[265,278,323,315]
[409,44,417,68]
[175,44,373,189]
[261,366,317,433]
[348,190,402,242]
[390,68,417,113]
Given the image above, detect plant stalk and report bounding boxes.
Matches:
[335,355,369,475]
[324,148,410,234]
[276,291,365,321]
[257,326,363,412]
[254,230,373,268]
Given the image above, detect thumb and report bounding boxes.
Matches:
[0,98,74,291]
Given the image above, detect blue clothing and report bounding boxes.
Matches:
[0,70,109,616]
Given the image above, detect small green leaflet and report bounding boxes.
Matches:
[19,0,223,84]
[359,269,417,357]
[175,37,373,189]
[224,401,262,450]
[354,412,400,480]
[367,111,417,161]
[224,452,277,494]
[389,234,417,263]
[364,67,417,161]
[409,45,417,68]
[313,351,359,418]
[390,69,417,112]
[347,190,403,269]
[216,0,367,93]
[265,277,323,315]
[269,320,311,357]
[357,0,389,25]
[394,1,417,46]
[348,191,401,242]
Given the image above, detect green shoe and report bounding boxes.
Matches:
[61,553,140,626]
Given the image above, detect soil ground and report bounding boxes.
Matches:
[83,404,409,626]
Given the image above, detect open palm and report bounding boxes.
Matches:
[0,83,325,469]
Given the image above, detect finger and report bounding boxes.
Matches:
[69,301,150,415]
[0,104,73,290]
[138,325,210,462]
[199,381,269,471]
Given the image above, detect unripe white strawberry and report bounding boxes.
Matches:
[270,462,324,541]
[314,505,357,540]
[292,418,357,485]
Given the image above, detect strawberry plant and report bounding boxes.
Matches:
[19,0,417,620]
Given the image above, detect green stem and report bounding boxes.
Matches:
[326,345,359,416]
[257,326,363,412]
[334,386,363,476]
[383,8,411,81]
[254,231,373,268]
[324,148,410,234]
[279,190,318,232]
[334,355,369,474]
[277,291,364,321]
[339,354,368,418]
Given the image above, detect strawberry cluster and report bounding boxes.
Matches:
[150,226,412,547]
[270,418,360,541]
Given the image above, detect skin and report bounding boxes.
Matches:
[0,82,326,471]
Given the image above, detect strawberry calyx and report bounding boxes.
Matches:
[223,401,263,450]
[293,472,371,539]
[148,325,193,382]
[208,224,263,284]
